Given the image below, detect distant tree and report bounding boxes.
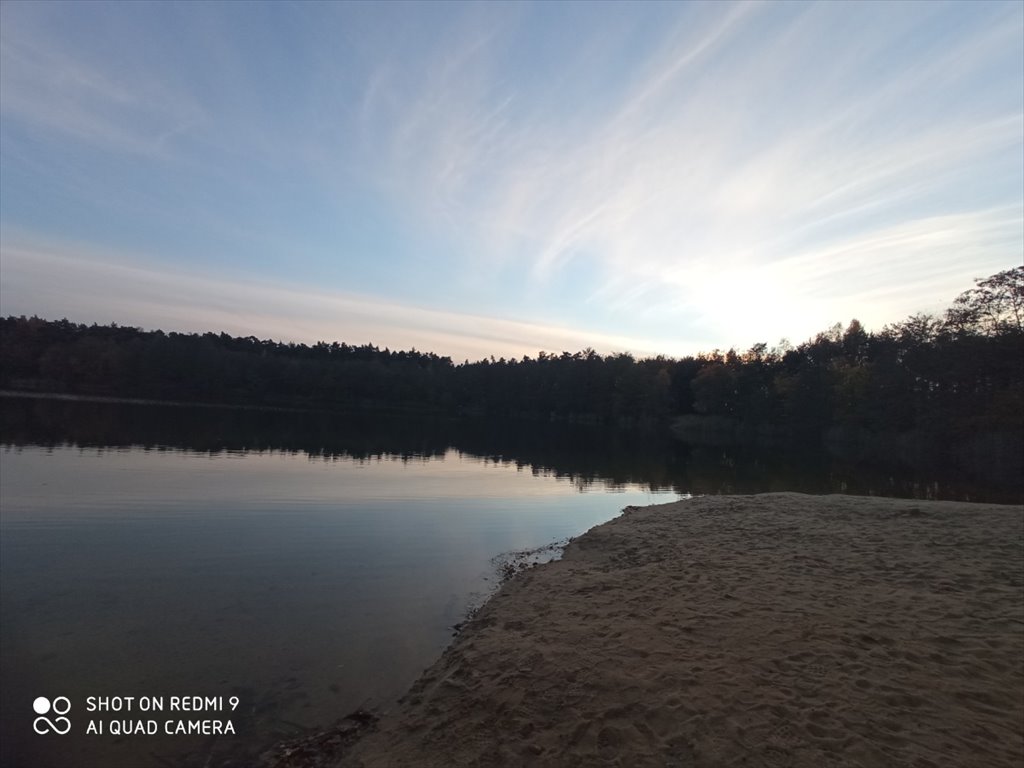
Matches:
[691,363,736,415]
[945,266,1024,336]
[0,266,1020,445]
[841,319,869,364]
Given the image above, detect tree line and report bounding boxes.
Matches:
[1,268,1021,453]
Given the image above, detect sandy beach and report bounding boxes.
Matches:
[281,493,1024,767]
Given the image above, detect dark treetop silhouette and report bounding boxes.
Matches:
[1,267,1021,491]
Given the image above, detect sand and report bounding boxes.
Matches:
[328,493,1023,767]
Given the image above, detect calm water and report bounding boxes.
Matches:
[0,395,1013,768]
[1,403,683,768]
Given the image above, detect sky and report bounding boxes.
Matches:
[1,1,1021,362]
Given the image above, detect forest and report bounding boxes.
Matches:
[1,267,1021,474]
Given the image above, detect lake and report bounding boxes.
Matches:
[0,395,1011,768]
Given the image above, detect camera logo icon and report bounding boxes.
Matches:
[33,696,71,735]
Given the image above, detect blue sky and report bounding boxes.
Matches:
[1,1,1021,361]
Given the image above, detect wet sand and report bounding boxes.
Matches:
[334,493,1023,767]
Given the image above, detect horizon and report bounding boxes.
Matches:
[2,1,1022,362]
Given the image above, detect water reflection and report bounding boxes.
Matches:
[0,395,1016,768]
[1,393,1014,502]
[1,400,684,768]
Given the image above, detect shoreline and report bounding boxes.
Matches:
[283,492,1024,768]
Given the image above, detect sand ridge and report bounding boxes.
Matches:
[338,493,1024,767]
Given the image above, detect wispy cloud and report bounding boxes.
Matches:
[0,1,1020,356]
[0,236,680,361]
[356,1,1023,344]
[0,4,205,156]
